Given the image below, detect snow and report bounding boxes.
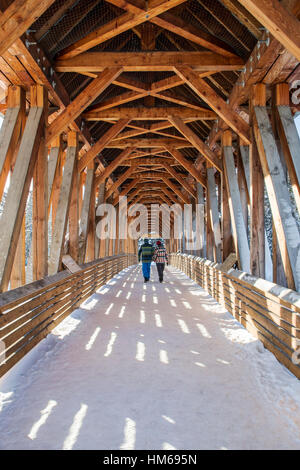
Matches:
[1,264,300,450]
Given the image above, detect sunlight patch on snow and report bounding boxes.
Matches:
[0,391,14,412]
[140,310,145,324]
[85,327,101,351]
[221,326,257,344]
[170,299,177,307]
[120,418,136,450]
[178,319,190,334]
[217,358,230,365]
[104,332,117,357]
[142,294,146,303]
[118,306,126,318]
[162,442,177,450]
[162,415,175,424]
[54,317,81,339]
[81,298,98,310]
[153,295,158,304]
[155,314,162,328]
[159,349,168,364]
[175,289,182,294]
[195,362,206,368]
[126,291,131,299]
[28,400,57,440]
[164,287,170,293]
[182,300,192,309]
[104,303,114,315]
[116,290,122,298]
[63,403,88,450]
[197,323,212,339]
[136,342,145,362]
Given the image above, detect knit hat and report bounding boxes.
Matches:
[156,240,162,246]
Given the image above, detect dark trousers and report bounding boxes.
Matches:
[156,263,165,281]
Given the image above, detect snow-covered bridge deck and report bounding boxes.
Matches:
[1,265,300,450]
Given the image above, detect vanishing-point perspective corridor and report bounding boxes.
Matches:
[1,264,300,451]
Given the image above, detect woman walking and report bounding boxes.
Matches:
[152,240,168,283]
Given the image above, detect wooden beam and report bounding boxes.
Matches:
[253,84,300,290]
[222,130,250,272]
[105,167,135,200]
[83,107,217,121]
[78,119,130,171]
[0,0,56,57]
[236,0,300,60]
[107,138,193,148]
[0,85,46,292]
[48,131,78,275]
[169,116,223,172]
[0,85,26,201]
[48,135,63,209]
[105,0,238,57]
[162,177,190,204]
[162,162,197,199]
[174,66,250,144]
[55,52,244,73]
[165,146,207,188]
[46,68,123,145]
[35,0,76,41]
[220,0,262,39]
[112,178,140,206]
[95,148,134,186]
[58,0,188,59]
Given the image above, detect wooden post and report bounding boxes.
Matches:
[0,85,46,292]
[221,173,233,261]
[240,138,272,280]
[48,131,78,275]
[10,217,25,289]
[69,153,79,262]
[223,130,250,272]
[196,182,206,257]
[32,86,48,281]
[78,162,94,264]
[207,166,222,262]
[48,134,63,209]
[0,86,26,201]
[252,83,300,290]
[86,182,96,262]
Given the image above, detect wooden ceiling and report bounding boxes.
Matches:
[0,0,299,202]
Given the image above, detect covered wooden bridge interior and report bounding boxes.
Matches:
[0,0,300,385]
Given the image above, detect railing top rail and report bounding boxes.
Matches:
[171,253,300,313]
[0,254,134,311]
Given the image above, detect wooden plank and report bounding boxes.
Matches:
[169,116,223,172]
[236,0,300,60]
[48,132,78,276]
[223,132,250,272]
[219,0,262,38]
[162,177,190,204]
[55,52,244,73]
[78,119,130,171]
[0,0,56,57]
[107,138,192,148]
[174,65,250,144]
[58,0,188,59]
[62,255,82,273]
[46,68,123,145]
[0,85,45,292]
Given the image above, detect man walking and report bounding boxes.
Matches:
[153,240,168,283]
[138,238,154,282]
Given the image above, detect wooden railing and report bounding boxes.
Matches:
[0,254,137,378]
[170,253,300,379]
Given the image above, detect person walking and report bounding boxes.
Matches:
[138,238,155,282]
[152,240,168,283]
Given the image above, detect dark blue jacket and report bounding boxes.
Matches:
[138,242,154,262]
